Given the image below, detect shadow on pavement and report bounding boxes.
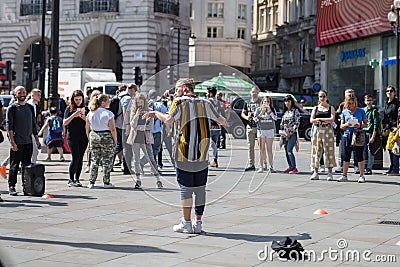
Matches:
[48,194,97,200]
[363,180,400,186]
[0,199,68,207]
[0,236,177,254]
[204,232,311,243]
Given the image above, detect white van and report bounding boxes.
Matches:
[84,82,121,96]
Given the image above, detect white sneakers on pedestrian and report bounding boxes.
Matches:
[173,218,203,234]
[257,167,264,173]
[87,183,95,189]
[310,172,319,180]
[338,175,348,182]
[192,220,202,234]
[358,176,366,183]
[327,173,334,181]
[104,183,114,189]
[173,218,193,234]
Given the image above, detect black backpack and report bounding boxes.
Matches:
[108,92,128,119]
[271,237,304,260]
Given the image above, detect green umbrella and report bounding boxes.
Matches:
[195,74,254,94]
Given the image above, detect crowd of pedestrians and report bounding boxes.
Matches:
[0,81,398,233]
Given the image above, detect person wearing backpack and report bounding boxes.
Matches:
[363,94,381,175]
[109,84,129,168]
[38,107,65,161]
[6,86,41,196]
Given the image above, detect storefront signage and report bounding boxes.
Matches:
[340,48,365,61]
[316,0,392,46]
[384,57,396,67]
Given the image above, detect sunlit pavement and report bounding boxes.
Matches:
[0,136,399,266]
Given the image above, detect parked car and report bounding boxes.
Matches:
[228,93,312,141]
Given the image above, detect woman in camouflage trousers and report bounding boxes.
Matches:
[86,94,117,188]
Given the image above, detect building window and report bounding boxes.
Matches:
[238,4,246,20]
[267,7,273,31]
[208,2,224,18]
[298,0,304,18]
[207,27,223,38]
[266,45,271,69]
[274,5,278,26]
[285,0,290,22]
[272,44,277,68]
[237,28,246,39]
[80,0,120,14]
[20,0,52,16]
[260,8,266,32]
[259,46,264,70]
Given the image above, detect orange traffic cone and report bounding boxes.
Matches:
[42,194,54,199]
[0,166,7,180]
[313,209,328,215]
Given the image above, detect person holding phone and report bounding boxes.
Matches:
[127,94,162,189]
[63,90,88,187]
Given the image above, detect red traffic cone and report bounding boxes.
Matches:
[313,209,328,215]
[0,166,7,180]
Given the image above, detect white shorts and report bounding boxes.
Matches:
[257,129,275,138]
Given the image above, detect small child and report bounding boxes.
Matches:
[38,107,65,161]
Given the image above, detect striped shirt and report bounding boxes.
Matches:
[168,96,220,172]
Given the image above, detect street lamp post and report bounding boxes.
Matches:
[48,0,60,110]
[38,0,46,93]
[170,27,188,64]
[388,1,400,99]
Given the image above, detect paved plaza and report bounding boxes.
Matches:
[0,137,399,266]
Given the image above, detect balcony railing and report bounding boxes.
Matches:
[154,0,179,16]
[79,0,119,14]
[20,0,52,16]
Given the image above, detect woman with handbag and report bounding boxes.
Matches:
[339,96,368,183]
[382,86,399,175]
[279,95,300,174]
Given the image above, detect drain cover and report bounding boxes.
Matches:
[379,221,400,225]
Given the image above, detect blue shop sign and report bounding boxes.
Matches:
[340,48,366,61]
[384,58,396,67]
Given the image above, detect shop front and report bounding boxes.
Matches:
[326,36,381,107]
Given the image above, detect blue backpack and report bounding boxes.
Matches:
[50,116,63,134]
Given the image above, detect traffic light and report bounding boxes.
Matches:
[5,60,11,81]
[12,70,16,80]
[167,65,174,84]
[23,54,32,78]
[134,66,142,86]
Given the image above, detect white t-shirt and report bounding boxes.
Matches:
[87,107,114,131]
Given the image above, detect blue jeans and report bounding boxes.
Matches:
[363,133,374,170]
[210,129,220,161]
[284,134,297,169]
[389,150,399,173]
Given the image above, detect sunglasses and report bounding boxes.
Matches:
[365,99,373,102]
[318,95,327,98]
[387,90,394,93]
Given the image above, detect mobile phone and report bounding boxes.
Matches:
[77,108,81,112]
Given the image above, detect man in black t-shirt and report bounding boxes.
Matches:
[241,87,261,171]
[6,86,41,196]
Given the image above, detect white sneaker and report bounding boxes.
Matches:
[338,175,348,182]
[192,220,202,234]
[173,218,193,234]
[87,183,95,189]
[327,173,334,181]
[358,176,366,183]
[104,183,114,189]
[310,172,319,180]
[319,165,326,172]
[257,167,264,173]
